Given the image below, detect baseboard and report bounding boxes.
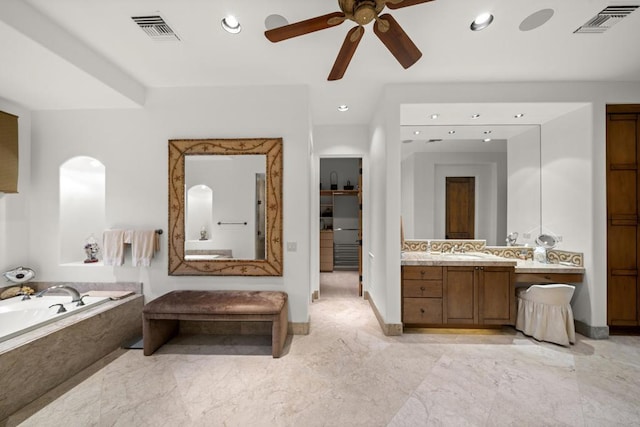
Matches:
[289,322,310,335]
[364,291,402,336]
[575,320,609,339]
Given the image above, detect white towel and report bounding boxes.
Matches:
[103,229,125,266]
[130,230,158,267]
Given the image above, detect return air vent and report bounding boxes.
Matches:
[574,5,639,33]
[132,15,180,41]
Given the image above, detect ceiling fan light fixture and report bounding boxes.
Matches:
[222,15,242,34]
[471,114,481,119]
[354,0,377,26]
[471,12,494,31]
[413,130,421,135]
[338,104,349,112]
[430,114,439,119]
[514,113,525,118]
[483,138,492,142]
[448,130,456,134]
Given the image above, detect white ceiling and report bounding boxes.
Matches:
[1,0,639,126]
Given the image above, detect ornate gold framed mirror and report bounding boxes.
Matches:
[168,138,283,276]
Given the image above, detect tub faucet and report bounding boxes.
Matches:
[35,285,81,303]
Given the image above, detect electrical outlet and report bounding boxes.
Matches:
[287,242,297,252]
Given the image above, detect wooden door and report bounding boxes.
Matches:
[358,159,363,296]
[478,267,515,325]
[607,106,640,326]
[444,266,477,324]
[446,177,475,239]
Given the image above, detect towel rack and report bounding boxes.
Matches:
[217,221,247,226]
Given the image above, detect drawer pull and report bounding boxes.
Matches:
[420,286,426,291]
[420,308,425,314]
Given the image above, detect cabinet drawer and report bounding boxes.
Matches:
[403,298,443,324]
[403,280,442,298]
[320,247,333,258]
[320,231,334,241]
[403,266,443,280]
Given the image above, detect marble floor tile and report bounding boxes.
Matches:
[6,271,640,426]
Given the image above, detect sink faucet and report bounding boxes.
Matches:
[35,285,82,303]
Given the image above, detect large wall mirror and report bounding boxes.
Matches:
[401,120,541,246]
[168,138,283,276]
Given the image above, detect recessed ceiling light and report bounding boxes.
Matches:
[448,130,456,134]
[483,138,492,142]
[221,15,242,34]
[471,12,494,31]
[402,139,413,144]
[427,139,442,143]
[484,130,492,134]
[430,114,439,119]
[337,104,349,112]
[514,113,525,118]
[471,114,480,119]
[414,130,421,135]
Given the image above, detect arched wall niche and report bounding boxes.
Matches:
[59,156,106,264]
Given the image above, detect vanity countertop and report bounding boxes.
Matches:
[401,251,517,267]
[514,260,585,274]
[401,252,585,273]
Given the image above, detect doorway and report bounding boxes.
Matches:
[319,158,363,298]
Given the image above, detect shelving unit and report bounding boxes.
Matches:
[320,190,359,271]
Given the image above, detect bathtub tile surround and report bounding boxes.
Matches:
[6,288,640,426]
[0,284,142,419]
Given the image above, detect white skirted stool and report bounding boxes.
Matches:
[516,284,576,346]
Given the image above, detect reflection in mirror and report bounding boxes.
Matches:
[168,138,282,276]
[184,155,266,260]
[401,125,541,246]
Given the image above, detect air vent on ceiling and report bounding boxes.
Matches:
[132,15,180,41]
[574,5,639,33]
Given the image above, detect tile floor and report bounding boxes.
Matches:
[6,271,640,426]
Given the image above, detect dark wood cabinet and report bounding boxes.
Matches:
[606,105,640,327]
[402,265,515,327]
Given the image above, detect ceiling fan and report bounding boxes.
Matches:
[264,0,434,81]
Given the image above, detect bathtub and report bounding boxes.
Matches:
[0,295,109,343]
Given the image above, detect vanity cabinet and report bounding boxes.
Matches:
[401,266,443,324]
[445,266,514,325]
[402,265,515,327]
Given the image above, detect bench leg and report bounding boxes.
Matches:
[143,317,179,356]
[271,300,288,358]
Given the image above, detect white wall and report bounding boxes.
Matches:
[373,81,640,328]
[28,86,312,323]
[0,97,30,275]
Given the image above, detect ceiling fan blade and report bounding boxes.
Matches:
[385,0,434,10]
[265,12,346,42]
[328,26,364,81]
[374,14,422,69]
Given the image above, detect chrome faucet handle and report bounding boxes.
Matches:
[49,303,67,314]
[75,295,89,306]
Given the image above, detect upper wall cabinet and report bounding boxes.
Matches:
[0,111,18,193]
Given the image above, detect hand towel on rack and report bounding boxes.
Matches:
[103,229,126,266]
[130,230,158,267]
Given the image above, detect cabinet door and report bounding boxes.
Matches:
[479,267,514,325]
[445,267,477,324]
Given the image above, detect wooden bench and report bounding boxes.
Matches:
[142,290,288,358]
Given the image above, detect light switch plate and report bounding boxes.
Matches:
[287,242,297,252]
